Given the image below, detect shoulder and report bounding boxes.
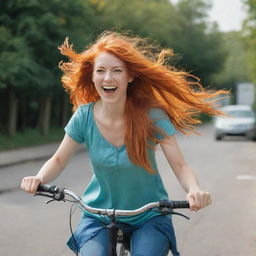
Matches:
[66,102,94,129]
[75,102,94,120]
[64,103,94,144]
[77,102,94,113]
[149,107,169,120]
[149,107,176,137]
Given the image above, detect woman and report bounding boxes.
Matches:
[21,31,227,256]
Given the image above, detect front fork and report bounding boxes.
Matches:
[107,220,119,256]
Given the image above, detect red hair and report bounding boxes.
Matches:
[59,31,228,173]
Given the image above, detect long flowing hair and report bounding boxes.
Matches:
[59,31,228,173]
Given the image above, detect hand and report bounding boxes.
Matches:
[21,176,42,195]
[186,189,212,211]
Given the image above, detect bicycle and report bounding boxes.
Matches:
[36,184,190,256]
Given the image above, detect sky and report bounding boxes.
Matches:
[208,0,247,32]
[171,0,248,32]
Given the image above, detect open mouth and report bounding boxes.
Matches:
[102,86,117,93]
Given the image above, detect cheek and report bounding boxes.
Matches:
[92,70,101,83]
[92,74,101,86]
[92,73,96,84]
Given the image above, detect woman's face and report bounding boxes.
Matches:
[92,51,133,105]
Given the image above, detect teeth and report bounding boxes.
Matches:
[102,86,117,90]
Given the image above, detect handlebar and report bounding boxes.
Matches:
[36,184,190,218]
[37,184,58,193]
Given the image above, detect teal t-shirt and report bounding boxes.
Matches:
[64,102,176,225]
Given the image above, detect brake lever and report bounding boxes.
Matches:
[159,207,190,220]
[35,191,65,201]
[171,210,190,220]
[35,191,54,198]
[46,199,56,204]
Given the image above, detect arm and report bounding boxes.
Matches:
[160,135,212,211]
[21,134,81,194]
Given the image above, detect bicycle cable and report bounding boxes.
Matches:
[69,202,79,256]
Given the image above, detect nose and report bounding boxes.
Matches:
[104,71,113,82]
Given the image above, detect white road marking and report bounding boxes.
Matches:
[236,175,256,180]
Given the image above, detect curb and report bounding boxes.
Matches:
[0,142,62,168]
[0,142,86,168]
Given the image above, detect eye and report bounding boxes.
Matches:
[96,69,104,73]
[114,69,122,73]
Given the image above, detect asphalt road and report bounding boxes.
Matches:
[0,124,255,256]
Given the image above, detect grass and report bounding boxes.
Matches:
[0,127,64,152]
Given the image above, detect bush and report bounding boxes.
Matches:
[0,127,64,151]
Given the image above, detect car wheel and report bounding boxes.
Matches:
[247,132,256,141]
[215,134,223,141]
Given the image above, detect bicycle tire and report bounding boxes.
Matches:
[116,243,130,256]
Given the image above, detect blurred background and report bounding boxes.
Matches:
[0,1,256,256]
[0,0,255,148]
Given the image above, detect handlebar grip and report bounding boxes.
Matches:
[36,184,65,201]
[159,200,190,209]
[37,184,59,193]
[172,201,190,209]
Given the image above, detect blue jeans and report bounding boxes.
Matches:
[67,215,180,256]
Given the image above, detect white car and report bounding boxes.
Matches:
[214,105,256,141]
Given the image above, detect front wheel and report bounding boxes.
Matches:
[116,243,130,256]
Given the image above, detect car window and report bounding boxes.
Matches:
[227,110,254,118]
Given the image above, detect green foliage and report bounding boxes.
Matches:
[0,0,99,136]
[241,0,256,105]
[243,0,256,82]
[0,26,34,89]
[0,0,98,91]
[171,0,226,85]
[199,113,212,123]
[211,31,251,92]
[93,0,226,85]
[0,0,230,145]
[0,127,64,151]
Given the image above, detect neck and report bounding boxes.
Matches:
[97,99,126,120]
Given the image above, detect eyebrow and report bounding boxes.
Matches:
[95,65,125,68]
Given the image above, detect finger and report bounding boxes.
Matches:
[205,193,212,206]
[199,192,212,208]
[25,177,35,194]
[187,193,197,211]
[31,179,40,194]
[26,179,33,193]
[21,177,29,191]
[194,191,203,210]
[21,178,25,190]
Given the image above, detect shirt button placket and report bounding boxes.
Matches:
[115,148,120,172]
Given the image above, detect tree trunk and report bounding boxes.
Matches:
[19,96,26,132]
[61,94,69,127]
[38,96,51,136]
[7,86,18,136]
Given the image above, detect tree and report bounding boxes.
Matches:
[243,1,256,79]
[242,0,256,107]
[170,0,226,85]
[0,0,98,136]
[91,0,226,86]
[211,31,251,104]
[0,12,38,135]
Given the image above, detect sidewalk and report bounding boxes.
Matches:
[0,142,61,168]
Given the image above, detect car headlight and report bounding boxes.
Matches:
[215,121,225,129]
